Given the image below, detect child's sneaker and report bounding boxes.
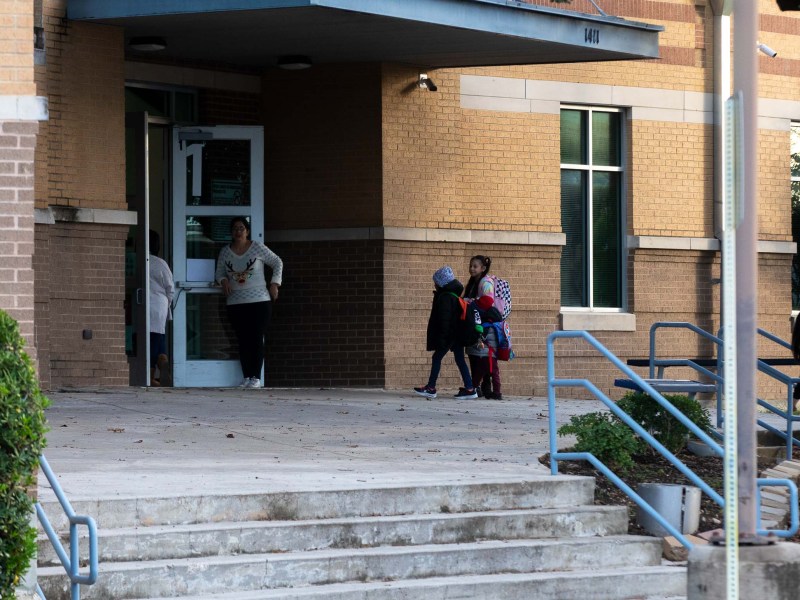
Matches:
[413,386,437,399]
[454,387,478,400]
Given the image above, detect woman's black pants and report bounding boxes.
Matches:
[227,301,272,380]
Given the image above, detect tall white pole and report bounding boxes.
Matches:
[732,0,759,540]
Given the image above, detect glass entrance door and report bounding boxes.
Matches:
[171,126,264,387]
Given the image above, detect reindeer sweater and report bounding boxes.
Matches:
[215,241,284,306]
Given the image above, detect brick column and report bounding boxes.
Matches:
[0,120,38,354]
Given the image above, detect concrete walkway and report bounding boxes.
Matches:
[39,388,595,502]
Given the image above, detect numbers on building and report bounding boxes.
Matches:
[584,28,600,45]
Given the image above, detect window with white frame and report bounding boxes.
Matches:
[792,123,800,309]
[560,106,624,309]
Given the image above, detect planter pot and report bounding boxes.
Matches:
[636,483,701,537]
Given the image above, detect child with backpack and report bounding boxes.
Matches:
[463,255,501,398]
[466,295,504,399]
[414,266,480,400]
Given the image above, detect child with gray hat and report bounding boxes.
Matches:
[414,266,479,400]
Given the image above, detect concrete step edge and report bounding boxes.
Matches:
[122,565,686,600]
[38,535,662,577]
[37,476,595,529]
[37,505,629,565]
[39,538,667,600]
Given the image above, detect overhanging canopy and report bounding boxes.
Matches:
[66,0,663,69]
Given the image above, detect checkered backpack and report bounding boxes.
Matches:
[487,275,512,320]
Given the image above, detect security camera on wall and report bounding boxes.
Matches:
[757,43,778,58]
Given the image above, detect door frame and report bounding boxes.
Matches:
[125,112,151,386]
[171,125,265,387]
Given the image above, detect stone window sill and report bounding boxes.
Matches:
[560,311,636,332]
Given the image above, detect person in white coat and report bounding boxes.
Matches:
[149,230,174,386]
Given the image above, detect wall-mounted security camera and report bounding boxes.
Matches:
[418,73,438,92]
[757,43,778,58]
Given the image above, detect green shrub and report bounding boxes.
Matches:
[557,392,711,472]
[0,310,49,598]
[617,392,711,455]
[557,411,641,471]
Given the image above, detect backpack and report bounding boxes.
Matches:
[486,275,512,320]
[484,321,515,361]
[455,296,484,347]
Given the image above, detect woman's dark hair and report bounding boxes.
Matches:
[464,255,491,298]
[149,230,161,256]
[230,216,251,240]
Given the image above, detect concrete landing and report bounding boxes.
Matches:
[39,388,590,500]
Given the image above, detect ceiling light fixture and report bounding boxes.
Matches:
[277,55,313,70]
[128,36,167,52]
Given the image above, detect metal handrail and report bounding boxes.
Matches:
[547,330,799,549]
[35,454,98,600]
[649,322,800,460]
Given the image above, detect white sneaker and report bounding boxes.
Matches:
[245,377,262,389]
[239,378,250,388]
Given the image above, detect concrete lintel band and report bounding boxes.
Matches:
[461,75,800,130]
[34,207,137,226]
[628,235,796,255]
[264,227,566,246]
[0,96,49,121]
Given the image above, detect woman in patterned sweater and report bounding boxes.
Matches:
[215,216,283,388]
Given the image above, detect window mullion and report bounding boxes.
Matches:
[587,109,594,309]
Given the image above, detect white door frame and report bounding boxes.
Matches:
[171,125,264,387]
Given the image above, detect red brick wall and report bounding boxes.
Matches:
[263,240,385,387]
[262,64,382,230]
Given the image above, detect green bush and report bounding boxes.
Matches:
[617,392,711,456]
[557,391,711,472]
[0,310,49,598]
[557,411,641,471]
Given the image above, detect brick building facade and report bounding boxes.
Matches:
[3,0,799,398]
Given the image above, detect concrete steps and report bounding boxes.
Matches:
[38,505,628,565]
[127,568,687,600]
[37,478,687,599]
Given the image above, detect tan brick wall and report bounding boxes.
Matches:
[384,241,561,396]
[0,0,35,96]
[630,121,713,237]
[382,64,560,232]
[33,222,128,389]
[0,120,37,353]
[760,128,793,242]
[35,3,125,210]
[262,64,383,230]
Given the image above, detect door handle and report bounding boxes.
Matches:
[136,288,143,305]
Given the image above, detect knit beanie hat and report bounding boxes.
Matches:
[476,296,494,311]
[432,266,455,288]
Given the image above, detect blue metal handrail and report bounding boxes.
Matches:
[649,322,800,460]
[547,330,799,549]
[35,454,98,600]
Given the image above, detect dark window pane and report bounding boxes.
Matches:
[125,87,168,117]
[592,172,621,308]
[186,140,251,206]
[592,112,621,167]
[561,170,587,307]
[792,125,800,178]
[174,91,196,123]
[561,110,586,165]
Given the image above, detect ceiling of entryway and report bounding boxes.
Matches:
[67,0,662,69]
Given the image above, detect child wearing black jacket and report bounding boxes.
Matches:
[414,266,478,400]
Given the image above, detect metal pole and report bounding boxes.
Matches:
[732,0,759,540]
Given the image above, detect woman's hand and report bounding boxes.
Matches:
[268,282,280,301]
[220,278,232,297]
